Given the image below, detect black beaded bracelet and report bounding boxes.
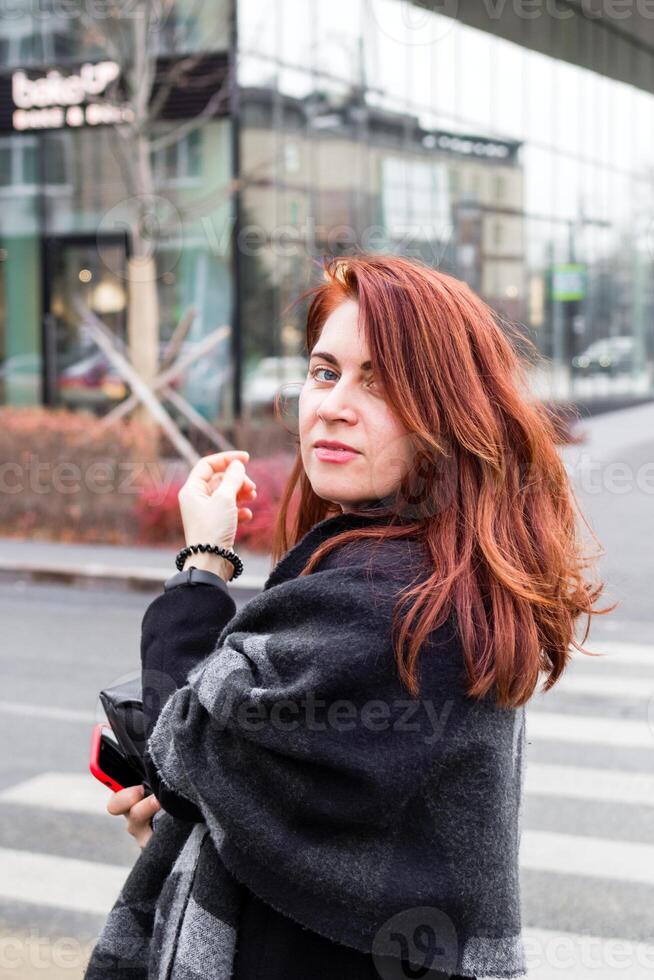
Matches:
[175,543,244,579]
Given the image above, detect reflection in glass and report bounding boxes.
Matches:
[237,3,654,407]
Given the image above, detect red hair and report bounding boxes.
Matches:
[271,254,615,708]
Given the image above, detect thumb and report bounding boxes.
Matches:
[146,793,162,814]
[218,458,245,497]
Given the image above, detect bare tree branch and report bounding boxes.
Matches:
[149,79,230,153]
[108,125,139,200]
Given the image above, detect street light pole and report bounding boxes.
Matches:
[564,219,580,369]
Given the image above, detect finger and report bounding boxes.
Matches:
[190,451,249,482]
[107,785,143,815]
[207,473,257,494]
[207,473,256,496]
[131,793,162,823]
[214,459,246,498]
[236,485,257,503]
[197,450,249,464]
[184,452,250,497]
[107,784,144,815]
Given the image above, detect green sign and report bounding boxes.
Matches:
[552,263,586,301]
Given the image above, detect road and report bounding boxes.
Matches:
[0,580,260,978]
[0,406,652,978]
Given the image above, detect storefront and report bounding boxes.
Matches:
[2,1,654,423]
[0,22,234,420]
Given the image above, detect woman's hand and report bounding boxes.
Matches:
[177,450,257,579]
[106,785,162,850]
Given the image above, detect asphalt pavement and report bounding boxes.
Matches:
[0,401,653,978]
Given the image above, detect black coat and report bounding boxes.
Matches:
[140,575,475,980]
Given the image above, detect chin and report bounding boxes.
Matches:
[320,492,371,514]
[309,480,357,509]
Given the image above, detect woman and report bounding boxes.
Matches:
[88,254,611,980]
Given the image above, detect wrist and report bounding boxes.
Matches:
[182,552,234,581]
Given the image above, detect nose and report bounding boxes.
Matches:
[316,378,358,424]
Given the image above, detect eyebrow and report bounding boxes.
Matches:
[309,350,372,370]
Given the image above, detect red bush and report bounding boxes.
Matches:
[0,406,154,545]
[134,451,297,553]
[234,452,297,552]
[0,405,298,553]
[133,473,186,547]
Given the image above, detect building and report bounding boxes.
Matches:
[1,0,654,424]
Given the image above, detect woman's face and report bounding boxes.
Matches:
[298,299,415,513]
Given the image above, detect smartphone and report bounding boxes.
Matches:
[89,723,151,794]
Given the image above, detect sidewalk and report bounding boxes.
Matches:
[0,537,272,592]
[3,400,651,596]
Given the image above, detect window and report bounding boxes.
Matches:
[0,135,68,189]
[152,129,204,184]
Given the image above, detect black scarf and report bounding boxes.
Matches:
[84,500,527,980]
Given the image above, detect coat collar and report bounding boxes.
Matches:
[263,493,401,591]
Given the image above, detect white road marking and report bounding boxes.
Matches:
[0,772,112,816]
[0,847,126,916]
[521,829,654,886]
[540,672,654,700]
[572,641,654,667]
[0,700,96,724]
[526,710,653,748]
[525,763,654,807]
[523,926,654,979]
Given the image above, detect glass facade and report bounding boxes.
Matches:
[1,0,654,422]
[237,0,654,412]
[0,1,233,419]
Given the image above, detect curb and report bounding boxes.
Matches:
[0,558,267,593]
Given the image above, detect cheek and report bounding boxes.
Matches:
[372,407,405,445]
[370,412,414,467]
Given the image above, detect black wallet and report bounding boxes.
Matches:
[99,676,151,792]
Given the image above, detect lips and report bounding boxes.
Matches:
[314,441,360,453]
[314,443,361,463]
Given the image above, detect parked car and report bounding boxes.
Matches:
[58,351,127,406]
[571,336,636,376]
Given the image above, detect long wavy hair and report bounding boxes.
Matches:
[271,254,615,708]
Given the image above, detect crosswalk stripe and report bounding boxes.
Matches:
[0,700,96,724]
[525,763,654,806]
[3,837,653,945]
[578,641,654,667]
[1,627,652,939]
[0,643,649,731]
[3,762,653,820]
[521,829,654,886]
[0,847,126,916]
[526,710,653,748]
[523,926,654,979]
[0,772,112,816]
[542,672,654,699]
[1,831,652,922]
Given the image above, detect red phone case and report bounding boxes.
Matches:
[89,722,131,792]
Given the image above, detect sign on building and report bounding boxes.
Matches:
[552,263,586,301]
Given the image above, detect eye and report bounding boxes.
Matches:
[309,366,381,391]
[310,366,338,382]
